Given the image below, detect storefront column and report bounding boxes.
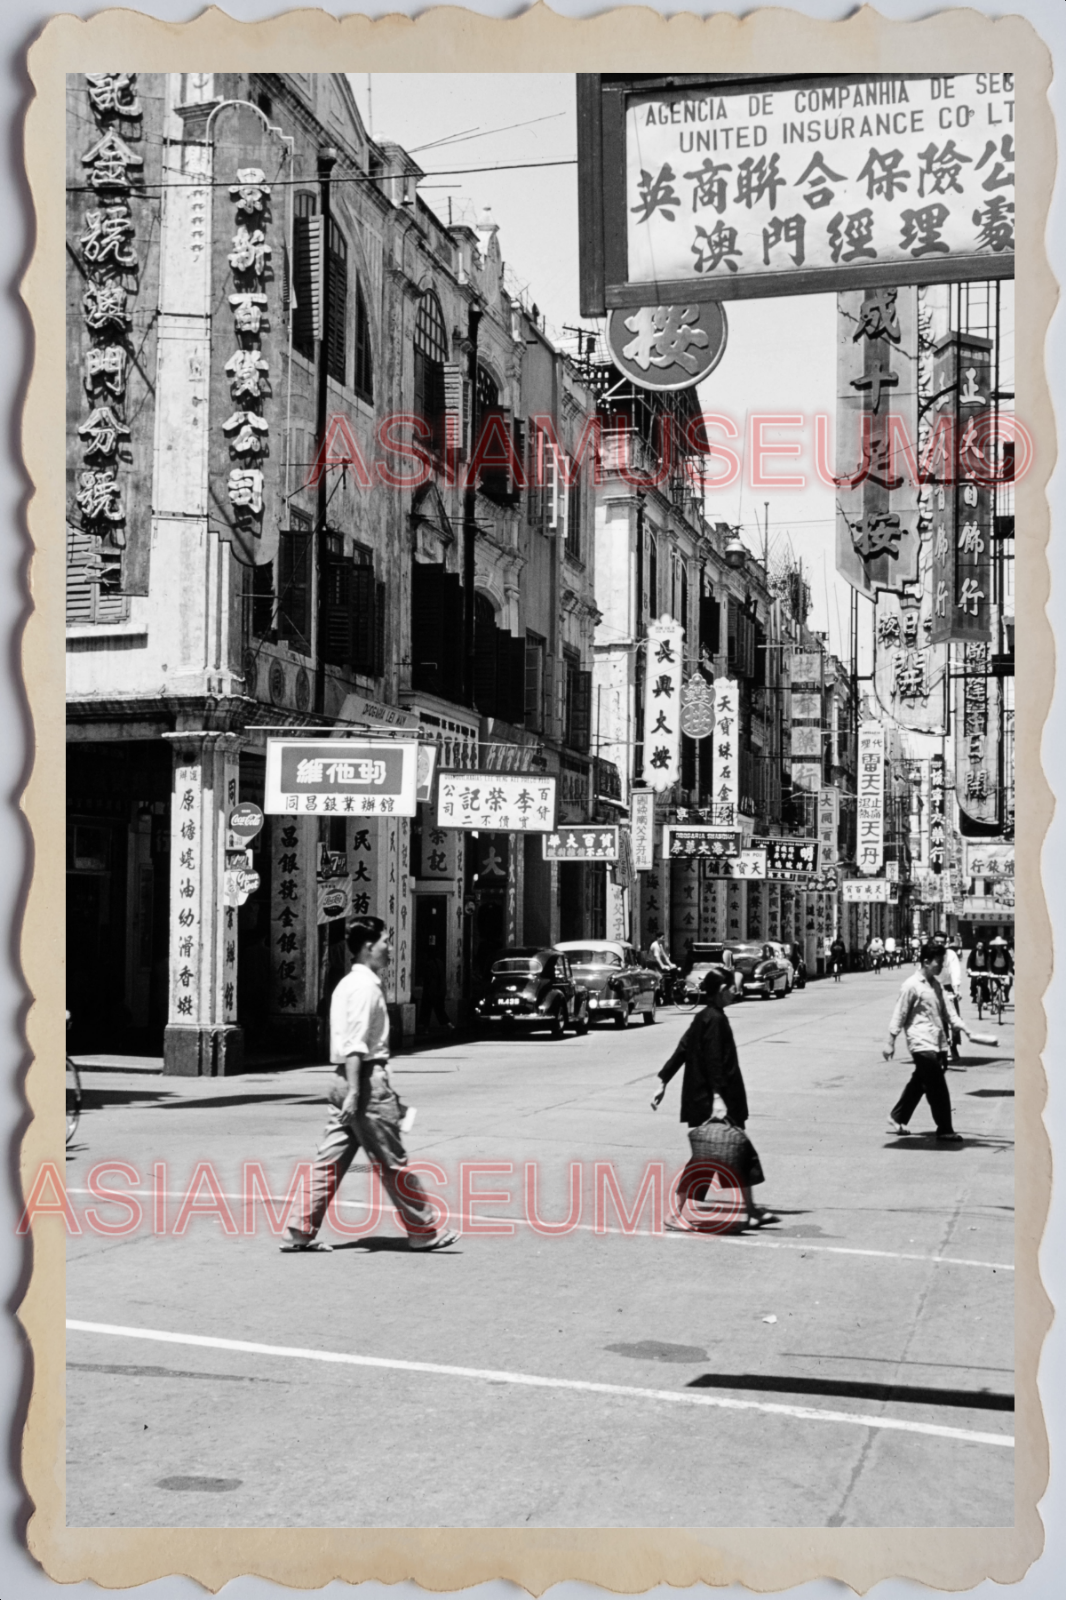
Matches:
[726,879,745,946]
[268,811,319,1056]
[747,882,766,941]
[162,730,243,1076]
[671,856,699,956]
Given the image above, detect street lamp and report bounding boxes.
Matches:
[724,534,747,570]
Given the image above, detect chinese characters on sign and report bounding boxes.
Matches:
[630,789,656,873]
[753,836,820,881]
[817,788,840,865]
[842,878,892,903]
[626,76,1014,297]
[836,285,921,593]
[711,676,738,820]
[543,827,620,861]
[642,616,685,791]
[436,774,557,833]
[264,740,419,816]
[955,642,1000,826]
[170,763,202,1025]
[929,751,947,873]
[705,848,769,880]
[224,164,271,530]
[857,721,885,874]
[663,827,741,861]
[928,332,994,644]
[605,300,728,391]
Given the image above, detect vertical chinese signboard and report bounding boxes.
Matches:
[630,788,656,873]
[642,615,684,790]
[789,651,823,794]
[956,642,1000,827]
[817,788,839,865]
[929,752,947,873]
[857,721,885,874]
[712,676,738,821]
[928,332,994,645]
[836,286,921,594]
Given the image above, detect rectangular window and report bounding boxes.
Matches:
[564,653,592,753]
[66,527,128,626]
[243,559,274,639]
[525,632,546,732]
[565,477,582,561]
[291,193,318,362]
[277,513,312,655]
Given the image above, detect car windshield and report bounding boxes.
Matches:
[564,949,622,966]
[492,958,542,976]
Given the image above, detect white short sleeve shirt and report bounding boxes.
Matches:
[330,964,390,1064]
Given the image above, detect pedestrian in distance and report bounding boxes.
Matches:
[417,946,454,1036]
[830,934,847,982]
[282,915,459,1253]
[934,931,965,1062]
[883,941,966,1142]
[869,933,885,974]
[651,967,777,1230]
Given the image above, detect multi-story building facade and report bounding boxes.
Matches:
[66,71,599,1071]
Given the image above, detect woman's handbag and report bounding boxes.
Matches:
[687,1115,765,1189]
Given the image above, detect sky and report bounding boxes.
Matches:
[350,73,845,655]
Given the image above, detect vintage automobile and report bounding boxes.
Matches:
[768,942,798,992]
[725,940,793,999]
[475,947,590,1039]
[676,942,739,1007]
[555,940,659,1027]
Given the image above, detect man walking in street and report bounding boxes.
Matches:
[883,941,963,1143]
[283,915,459,1252]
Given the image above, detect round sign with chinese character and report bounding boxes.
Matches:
[606,302,727,392]
[679,673,716,738]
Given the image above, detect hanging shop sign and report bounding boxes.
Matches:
[605,300,727,391]
[964,842,1014,880]
[264,740,420,816]
[817,788,839,865]
[754,836,820,881]
[418,820,458,881]
[704,848,768,880]
[543,826,619,862]
[316,845,352,926]
[228,802,264,841]
[711,676,739,822]
[790,725,823,758]
[857,721,885,874]
[929,750,947,873]
[788,652,823,686]
[679,672,716,738]
[835,285,921,595]
[630,788,656,872]
[791,762,823,794]
[955,642,1001,828]
[642,615,685,790]
[928,331,995,645]
[843,877,892,903]
[873,589,948,734]
[437,773,557,833]
[578,74,1014,315]
[663,827,741,860]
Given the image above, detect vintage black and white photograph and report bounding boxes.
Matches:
[37,37,1044,1559]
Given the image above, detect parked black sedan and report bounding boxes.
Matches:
[475,948,590,1039]
[724,940,793,999]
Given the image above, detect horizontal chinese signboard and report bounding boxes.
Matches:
[543,826,619,861]
[663,827,741,860]
[705,848,768,879]
[753,836,820,879]
[437,773,557,833]
[579,74,1016,312]
[265,740,419,816]
[842,877,892,902]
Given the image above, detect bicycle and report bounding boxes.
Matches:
[986,972,1007,1025]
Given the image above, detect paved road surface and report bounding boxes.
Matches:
[64,970,1015,1528]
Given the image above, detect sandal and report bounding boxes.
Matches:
[746,1208,779,1229]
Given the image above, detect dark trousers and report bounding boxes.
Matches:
[891,1050,954,1135]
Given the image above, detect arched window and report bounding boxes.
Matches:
[476,363,499,415]
[353,276,373,402]
[414,291,448,454]
[325,219,348,385]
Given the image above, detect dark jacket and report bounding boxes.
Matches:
[658,1004,748,1128]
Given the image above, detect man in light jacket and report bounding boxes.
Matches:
[883,941,963,1142]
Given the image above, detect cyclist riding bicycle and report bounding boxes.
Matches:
[988,936,1013,1003]
[649,929,680,1003]
[968,940,990,1008]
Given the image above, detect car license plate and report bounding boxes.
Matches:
[499,997,520,1007]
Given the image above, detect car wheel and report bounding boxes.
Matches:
[549,1007,566,1040]
[643,1003,657,1025]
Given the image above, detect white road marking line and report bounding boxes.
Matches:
[66,1320,1013,1449]
[64,1188,1014,1272]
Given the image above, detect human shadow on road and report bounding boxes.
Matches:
[329,1236,451,1253]
[881,1135,1014,1150]
[966,1088,1014,1097]
[684,1370,1014,1411]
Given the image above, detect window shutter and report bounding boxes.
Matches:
[524,636,544,730]
[326,241,347,385]
[353,278,373,402]
[374,579,386,676]
[442,361,464,457]
[699,587,719,658]
[292,208,321,359]
[473,606,498,715]
[572,669,592,753]
[66,528,94,625]
[726,598,738,669]
[546,443,559,530]
[324,557,353,666]
[508,633,527,726]
[479,407,514,504]
[278,525,311,654]
[411,560,445,696]
[350,563,376,675]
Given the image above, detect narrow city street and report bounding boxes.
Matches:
[64,970,1015,1529]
